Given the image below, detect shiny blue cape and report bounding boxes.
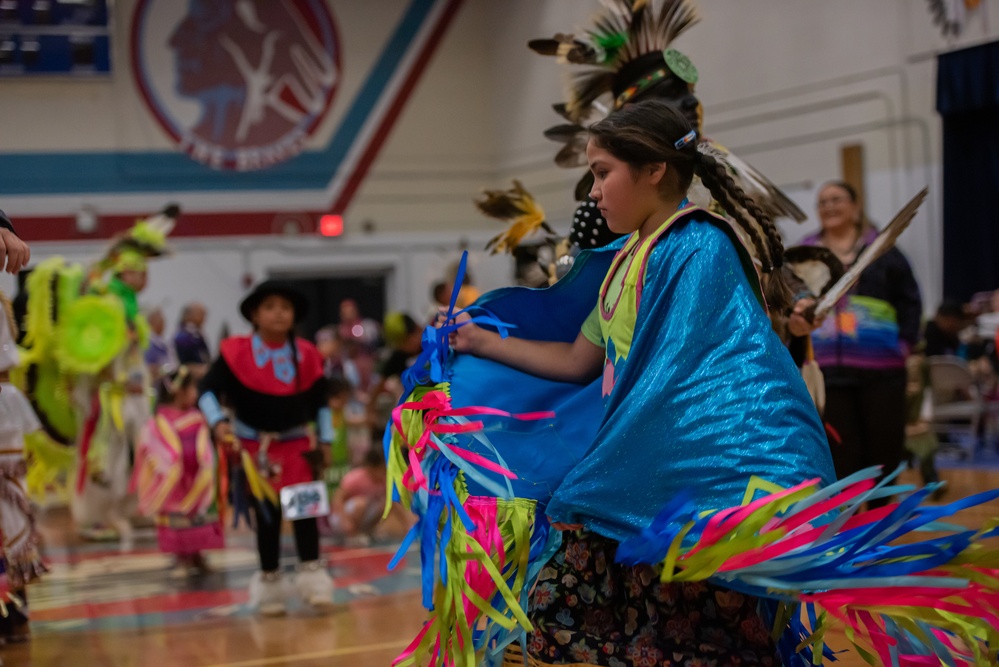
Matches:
[449,213,835,543]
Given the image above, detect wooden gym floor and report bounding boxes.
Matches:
[2,466,997,667]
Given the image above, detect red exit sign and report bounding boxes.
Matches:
[319,214,344,237]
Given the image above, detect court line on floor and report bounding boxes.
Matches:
[202,640,411,667]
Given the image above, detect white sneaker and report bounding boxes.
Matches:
[249,571,287,616]
[294,561,334,610]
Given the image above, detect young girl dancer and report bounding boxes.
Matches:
[134,366,223,574]
[199,281,334,615]
[450,99,824,665]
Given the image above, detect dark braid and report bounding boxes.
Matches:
[588,98,793,314]
[693,153,773,268]
[694,153,794,314]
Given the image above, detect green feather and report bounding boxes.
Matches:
[593,30,628,63]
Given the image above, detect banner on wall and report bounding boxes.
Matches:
[2,0,464,239]
[133,0,341,172]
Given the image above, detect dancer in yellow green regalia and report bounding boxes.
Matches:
[17,208,177,548]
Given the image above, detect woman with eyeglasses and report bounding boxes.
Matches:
[787,181,923,505]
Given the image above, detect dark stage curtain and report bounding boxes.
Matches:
[937,40,999,301]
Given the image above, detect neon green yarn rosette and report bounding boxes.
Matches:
[55,295,128,374]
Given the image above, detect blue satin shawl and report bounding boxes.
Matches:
[449,213,835,542]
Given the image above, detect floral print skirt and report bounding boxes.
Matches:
[526,530,779,667]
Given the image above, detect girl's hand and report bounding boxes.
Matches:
[447,311,497,356]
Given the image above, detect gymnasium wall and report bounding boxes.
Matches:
[3,0,999,336]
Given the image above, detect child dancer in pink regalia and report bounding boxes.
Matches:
[134,366,223,573]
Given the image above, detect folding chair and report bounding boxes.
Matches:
[927,355,986,460]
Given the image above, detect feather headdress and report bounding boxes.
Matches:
[529,0,808,225]
[529,0,701,124]
[92,204,180,279]
[111,203,180,259]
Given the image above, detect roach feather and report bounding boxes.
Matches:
[543,124,587,142]
[567,71,616,123]
[556,0,700,122]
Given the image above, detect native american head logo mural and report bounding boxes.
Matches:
[132,0,340,171]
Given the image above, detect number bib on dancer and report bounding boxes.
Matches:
[280,481,330,521]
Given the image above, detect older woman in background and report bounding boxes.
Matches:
[788,181,922,505]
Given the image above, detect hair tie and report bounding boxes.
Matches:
[674,130,697,150]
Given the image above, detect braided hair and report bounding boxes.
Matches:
[587,99,793,314]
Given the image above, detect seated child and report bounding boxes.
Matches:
[327,448,411,544]
[324,377,352,489]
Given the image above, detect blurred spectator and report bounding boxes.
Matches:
[326,447,411,545]
[379,312,422,381]
[317,325,364,392]
[426,281,449,323]
[923,300,969,357]
[444,263,481,310]
[143,307,175,379]
[337,299,379,393]
[337,299,380,349]
[974,290,999,340]
[322,377,353,492]
[793,181,922,508]
[315,326,344,379]
[368,312,422,442]
[961,294,999,396]
[174,302,211,368]
[923,294,999,394]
